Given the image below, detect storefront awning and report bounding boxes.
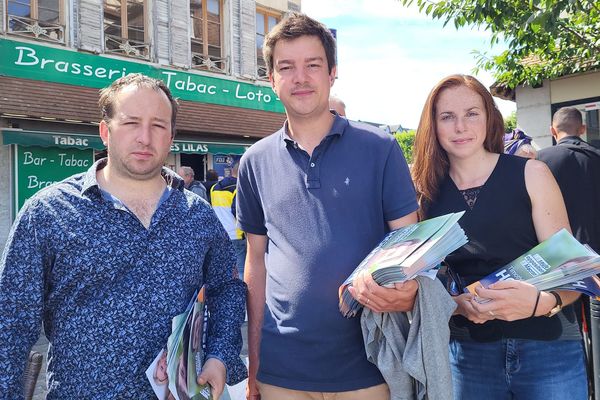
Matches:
[2,129,105,150]
[1,129,250,155]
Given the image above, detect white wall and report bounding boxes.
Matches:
[550,70,600,104]
[515,80,553,148]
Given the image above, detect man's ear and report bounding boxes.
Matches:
[579,124,587,136]
[329,66,337,87]
[550,126,558,140]
[99,120,109,147]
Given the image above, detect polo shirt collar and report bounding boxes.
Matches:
[81,158,185,195]
[280,114,349,147]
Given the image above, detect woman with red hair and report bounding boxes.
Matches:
[412,74,587,399]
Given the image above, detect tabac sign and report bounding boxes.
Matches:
[0,38,284,113]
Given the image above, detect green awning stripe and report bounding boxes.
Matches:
[1,130,249,155]
[2,130,105,150]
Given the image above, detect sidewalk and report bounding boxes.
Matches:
[32,322,248,399]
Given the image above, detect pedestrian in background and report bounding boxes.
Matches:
[537,107,600,253]
[178,165,208,201]
[504,128,537,159]
[211,161,246,280]
[237,13,418,400]
[329,95,346,117]
[537,106,600,391]
[202,169,220,202]
[0,73,246,399]
[412,74,587,400]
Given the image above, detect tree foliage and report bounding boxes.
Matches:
[504,111,517,132]
[395,130,416,164]
[399,0,600,88]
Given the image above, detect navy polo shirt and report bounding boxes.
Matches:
[237,115,418,392]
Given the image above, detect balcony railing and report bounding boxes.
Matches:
[104,34,151,60]
[191,53,229,74]
[7,14,65,44]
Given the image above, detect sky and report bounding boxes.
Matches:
[301,0,516,129]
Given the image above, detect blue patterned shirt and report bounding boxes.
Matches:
[0,159,247,399]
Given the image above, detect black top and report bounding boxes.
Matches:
[428,154,580,342]
[538,136,600,253]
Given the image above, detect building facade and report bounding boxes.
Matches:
[0,0,300,245]
[495,70,600,149]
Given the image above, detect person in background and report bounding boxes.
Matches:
[329,95,346,117]
[178,166,208,201]
[236,12,418,400]
[202,169,220,202]
[0,73,246,399]
[537,107,600,253]
[504,128,537,159]
[210,161,246,280]
[537,106,600,389]
[411,74,587,400]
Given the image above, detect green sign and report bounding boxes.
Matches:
[170,141,248,155]
[0,38,284,113]
[14,145,94,210]
[3,130,105,150]
[2,130,249,154]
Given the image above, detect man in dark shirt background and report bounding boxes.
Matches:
[538,106,600,394]
[538,106,600,253]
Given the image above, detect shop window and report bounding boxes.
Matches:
[585,109,600,148]
[255,7,281,80]
[190,0,227,74]
[6,0,65,44]
[103,0,150,60]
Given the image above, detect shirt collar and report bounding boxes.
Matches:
[557,136,583,145]
[279,114,349,147]
[81,158,185,195]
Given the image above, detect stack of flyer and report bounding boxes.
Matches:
[146,291,211,400]
[339,212,468,318]
[465,229,600,299]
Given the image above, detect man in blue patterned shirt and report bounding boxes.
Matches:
[0,73,246,399]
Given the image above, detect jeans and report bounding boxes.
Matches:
[232,239,246,280]
[449,338,587,400]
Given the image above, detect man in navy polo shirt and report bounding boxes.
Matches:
[236,13,419,400]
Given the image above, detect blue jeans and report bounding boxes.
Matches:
[232,239,246,280]
[449,338,587,400]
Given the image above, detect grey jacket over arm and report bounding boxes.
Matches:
[361,276,456,400]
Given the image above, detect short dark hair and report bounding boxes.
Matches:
[552,107,583,136]
[99,73,179,136]
[206,169,219,181]
[262,12,336,76]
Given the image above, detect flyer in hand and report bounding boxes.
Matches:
[339,212,468,317]
[146,291,212,400]
[465,229,600,299]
